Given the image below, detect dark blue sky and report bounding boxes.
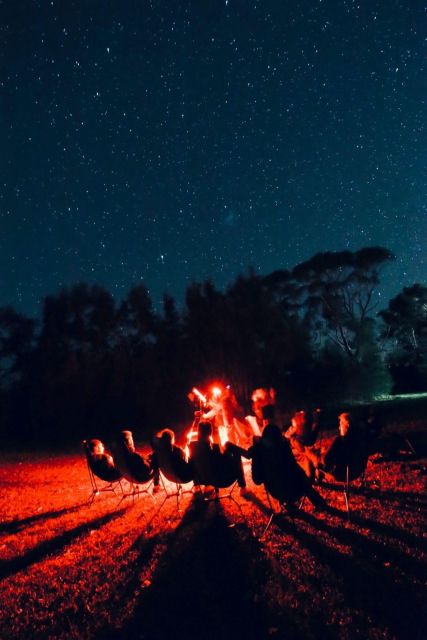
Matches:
[2,0,426,318]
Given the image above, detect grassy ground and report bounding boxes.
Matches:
[0,420,426,640]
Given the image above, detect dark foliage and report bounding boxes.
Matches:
[0,247,421,445]
[379,284,427,392]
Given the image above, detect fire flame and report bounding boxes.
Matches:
[211,385,222,399]
[218,425,229,448]
[192,387,207,405]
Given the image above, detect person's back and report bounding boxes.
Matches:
[323,413,368,481]
[190,421,246,490]
[155,429,193,483]
[190,422,216,485]
[247,423,326,510]
[114,430,153,483]
[259,424,306,502]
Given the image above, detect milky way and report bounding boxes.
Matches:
[2,0,425,317]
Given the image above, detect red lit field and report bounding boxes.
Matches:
[0,422,426,640]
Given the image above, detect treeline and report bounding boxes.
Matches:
[0,246,426,445]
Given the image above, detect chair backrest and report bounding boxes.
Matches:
[152,437,193,484]
[252,432,308,503]
[327,435,369,482]
[290,409,321,447]
[190,441,237,488]
[112,432,153,484]
[346,440,370,481]
[83,440,122,483]
[299,420,320,447]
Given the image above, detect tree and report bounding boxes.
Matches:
[32,283,117,441]
[0,307,35,388]
[226,273,311,404]
[183,280,229,384]
[182,273,312,407]
[112,284,159,435]
[292,246,394,361]
[379,284,427,393]
[285,247,395,400]
[0,307,36,442]
[379,284,427,360]
[151,294,189,426]
[39,282,116,358]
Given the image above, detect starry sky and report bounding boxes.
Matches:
[2,0,426,319]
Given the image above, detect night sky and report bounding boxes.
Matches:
[2,0,426,319]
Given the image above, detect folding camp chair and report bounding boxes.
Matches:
[248,425,326,536]
[82,439,123,504]
[112,430,155,505]
[321,450,370,517]
[190,440,240,504]
[151,434,194,511]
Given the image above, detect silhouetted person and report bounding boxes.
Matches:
[85,438,121,482]
[285,409,321,481]
[231,419,326,512]
[151,428,193,489]
[112,430,153,483]
[362,405,384,456]
[246,388,277,433]
[321,413,368,482]
[190,421,247,494]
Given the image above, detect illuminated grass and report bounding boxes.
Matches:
[0,422,426,639]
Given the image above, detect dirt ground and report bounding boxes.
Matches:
[0,423,426,640]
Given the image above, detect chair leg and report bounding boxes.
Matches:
[118,480,156,507]
[199,481,239,503]
[86,466,99,504]
[404,437,417,455]
[344,466,350,517]
[343,488,350,515]
[298,495,307,510]
[86,465,123,505]
[159,475,193,512]
[259,490,279,538]
[261,512,275,538]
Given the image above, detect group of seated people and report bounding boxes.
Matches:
[85,403,377,513]
[284,408,379,484]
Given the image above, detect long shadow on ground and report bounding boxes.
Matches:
[243,491,427,638]
[274,511,427,640]
[0,509,126,580]
[0,503,87,535]
[97,498,305,640]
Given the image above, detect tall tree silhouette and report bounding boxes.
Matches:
[0,306,35,389]
[33,283,117,441]
[183,280,229,384]
[225,272,311,404]
[379,284,427,392]
[292,247,394,361]
[380,284,427,359]
[152,294,189,428]
[113,284,158,435]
